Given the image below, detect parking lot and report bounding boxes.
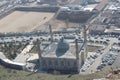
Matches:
[80,34,120,74]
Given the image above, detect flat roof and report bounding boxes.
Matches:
[84,4,98,11]
[105,29,120,33]
[27,54,39,61]
[43,44,76,59]
[42,42,82,59]
[94,0,108,11]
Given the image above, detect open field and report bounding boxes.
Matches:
[34,19,80,32]
[0,11,54,33]
[0,10,80,33]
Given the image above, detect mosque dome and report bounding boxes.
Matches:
[56,38,69,57]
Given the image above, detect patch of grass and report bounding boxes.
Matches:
[0,65,113,80]
[29,45,38,53]
[0,43,26,60]
[88,45,101,52]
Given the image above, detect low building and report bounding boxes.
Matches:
[94,0,108,11]
[89,24,107,34]
[57,10,93,23]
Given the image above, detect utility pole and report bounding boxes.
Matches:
[65,19,69,28]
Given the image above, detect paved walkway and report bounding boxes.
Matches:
[14,44,34,64]
[0,52,6,59]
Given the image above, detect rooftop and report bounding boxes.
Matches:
[42,39,82,59]
[94,0,108,11]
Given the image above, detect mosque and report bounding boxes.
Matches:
[38,38,85,73]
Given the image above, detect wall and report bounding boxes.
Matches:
[41,57,79,73]
[15,6,59,12]
[0,6,59,20]
[0,59,25,70]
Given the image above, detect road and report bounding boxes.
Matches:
[0,31,79,44]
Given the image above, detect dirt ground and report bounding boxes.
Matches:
[35,19,80,32]
[0,10,80,33]
[0,11,55,33]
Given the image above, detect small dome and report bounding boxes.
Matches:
[56,38,69,57]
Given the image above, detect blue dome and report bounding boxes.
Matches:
[56,38,69,57]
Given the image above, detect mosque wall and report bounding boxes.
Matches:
[40,57,80,73]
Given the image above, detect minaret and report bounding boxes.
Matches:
[49,24,53,43]
[75,39,79,59]
[83,25,88,63]
[81,52,85,67]
[75,38,80,73]
[37,39,42,69]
